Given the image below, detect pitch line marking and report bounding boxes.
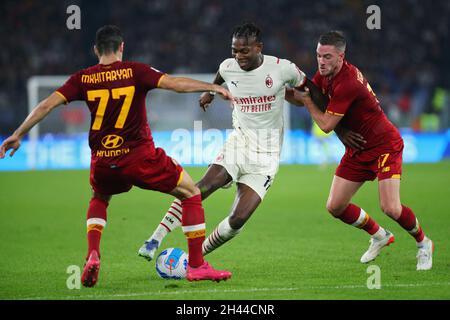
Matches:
[22,282,450,300]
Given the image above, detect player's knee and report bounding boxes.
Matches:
[186,185,201,199]
[197,176,229,199]
[380,203,402,219]
[196,180,214,199]
[93,192,111,203]
[326,200,346,217]
[176,184,200,200]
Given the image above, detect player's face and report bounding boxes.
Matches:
[232,37,263,71]
[316,44,344,77]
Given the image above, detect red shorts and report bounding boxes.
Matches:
[335,141,404,182]
[90,147,183,195]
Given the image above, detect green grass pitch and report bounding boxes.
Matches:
[0,162,449,300]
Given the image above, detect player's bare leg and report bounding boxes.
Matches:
[81,192,111,287]
[138,164,231,260]
[378,178,402,220]
[202,183,261,255]
[168,169,231,282]
[326,175,364,217]
[378,178,433,270]
[197,164,233,200]
[326,175,393,263]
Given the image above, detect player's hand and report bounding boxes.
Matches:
[0,134,21,159]
[199,92,215,112]
[293,86,312,104]
[285,87,304,107]
[335,127,366,150]
[212,85,233,101]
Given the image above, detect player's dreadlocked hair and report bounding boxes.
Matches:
[232,22,262,43]
[318,31,346,52]
[95,25,123,55]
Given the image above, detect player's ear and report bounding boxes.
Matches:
[119,42,124,53]
[93,45,100,58]
[256,42,263,53]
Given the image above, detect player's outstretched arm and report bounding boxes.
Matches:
[289,79,366,149]
[292,78,339,133]
[158,74,232,101]
[199,71,225,112]
[295,86,341,133]
[302,78,329,112]
[0,92,65,158]
[285,87,302,106]
[286,78,330,111]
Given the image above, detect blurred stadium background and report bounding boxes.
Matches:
[1,0,450,301]
[1,0,450,171]
[0,0,450,170]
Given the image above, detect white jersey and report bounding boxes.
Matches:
[219,55,306,153]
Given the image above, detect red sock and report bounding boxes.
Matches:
[86,198,108,259]
[338,204,380,235]
[396,205,425,242]
[181,194,205,268]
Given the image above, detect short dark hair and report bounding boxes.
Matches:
[232,22,262,43]
[318,31,346,52]
[95,25,123,55]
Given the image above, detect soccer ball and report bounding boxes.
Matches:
[155,247,188,279]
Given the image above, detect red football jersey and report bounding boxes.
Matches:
[56,61,164,165]
[313,61,402,154]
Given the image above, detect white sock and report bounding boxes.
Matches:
[416,236,429,248]
[148,199,183,243]
[202,217,242,255]
[372,226,387,240]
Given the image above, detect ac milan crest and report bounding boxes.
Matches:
[265,75,273,88]
[216,153,224,162]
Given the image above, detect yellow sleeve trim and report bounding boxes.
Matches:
[326,110,345,117]
[391,174,401,179]
[176,170,184,187]
[157,74,167,88]
[55,91,69,105]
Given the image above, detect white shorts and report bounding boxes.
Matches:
[212,131,279,200]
